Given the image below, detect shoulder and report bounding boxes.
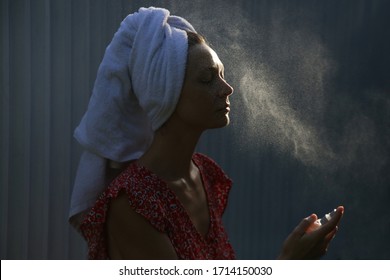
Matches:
[193,153,219,166]
[109,162,164,201]
[107,163,168,229]
[193,153,223,173]
[193,153,231,184]
[107,191,178,259]
[193,153,232,216]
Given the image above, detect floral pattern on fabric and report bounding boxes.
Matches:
[80,153,235,259]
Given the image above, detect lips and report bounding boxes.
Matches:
[217,103,230,112]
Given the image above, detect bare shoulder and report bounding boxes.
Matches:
[106,191,178,259]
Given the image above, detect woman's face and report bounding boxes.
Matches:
[173,43,234,130]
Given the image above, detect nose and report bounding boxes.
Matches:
[219,79,234,97]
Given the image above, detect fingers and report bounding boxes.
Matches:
[292,214,318,238]
[308,226,339,259]
[325,226,338,242]
[281,207,344,260]
[317,226,339,258]
[316,206,344,237]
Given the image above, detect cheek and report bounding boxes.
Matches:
[176,92,213,123]
[188,85,215,106]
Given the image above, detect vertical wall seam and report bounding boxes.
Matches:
[25,0,32,259]
[0,0,10,259]
[42,0,51,259]
[64,0,72,258]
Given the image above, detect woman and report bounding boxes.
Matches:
[69,7,344,260]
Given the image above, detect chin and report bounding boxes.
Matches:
[223,116,231,126]
[211,115,230,128]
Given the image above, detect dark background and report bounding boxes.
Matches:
[1,0,389,259]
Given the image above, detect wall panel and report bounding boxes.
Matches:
[1,0,389,260]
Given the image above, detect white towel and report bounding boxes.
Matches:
[69,7,196,221]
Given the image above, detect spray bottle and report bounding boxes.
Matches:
[306,209,337,233]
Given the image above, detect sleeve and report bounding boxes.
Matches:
[120,175,168,233]
[79,168,168,259]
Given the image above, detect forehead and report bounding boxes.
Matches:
[187,43,224,72]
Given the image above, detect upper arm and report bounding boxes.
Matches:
[106,191,178,259]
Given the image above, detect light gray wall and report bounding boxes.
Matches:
[1,0,389,259]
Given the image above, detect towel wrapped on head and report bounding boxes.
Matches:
[69,7,196,223]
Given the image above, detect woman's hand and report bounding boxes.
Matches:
[278,206,344,260]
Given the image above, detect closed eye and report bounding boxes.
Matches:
[199,65,225,83]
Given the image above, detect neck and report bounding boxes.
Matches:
[138,122,203,181]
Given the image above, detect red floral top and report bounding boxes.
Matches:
[80,153,236,259]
